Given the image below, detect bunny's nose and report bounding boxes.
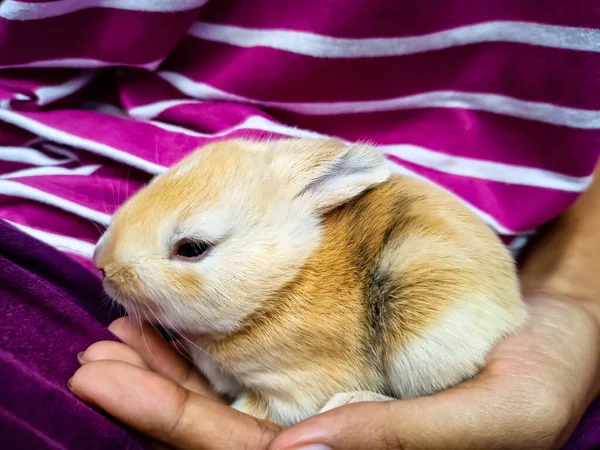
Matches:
[93,237,108,279]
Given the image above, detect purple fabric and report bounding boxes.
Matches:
[0,220,148,449]
[197,0,600,35]
[280,109,600,177]
[169,39,600,108]
[0,10,198,67]
[565,397,600,450]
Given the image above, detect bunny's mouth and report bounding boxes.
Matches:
[103,281,157,311]
[150,324,181,341]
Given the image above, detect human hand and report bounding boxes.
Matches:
[70,294,600,450]
[69,318,282,449]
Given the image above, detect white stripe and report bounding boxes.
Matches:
[0,109,166,174]
[0,107,309,175]
[230,116,327,139]
[0,147,73,166]
[0,58,161,70]
[0,108,546,235]
[121,101,595,193]
[150,74,247,104]
[23,137,45,147]
[128,99,199,119]
[33,71,97,106]
[158,72,600,129]
[0,165,521,238]
[130,99,341,140]
[507,235,530,256]
[22,139,80,161]
[0,105,276,172]
[189,21,600,57]
[149,115,326,139]
[3,220,96,258]
[81,101,132,118]
[123,100,593,193]
[382,144,592,192]
[0,0,209,20]
[0,180,111,224]
[40,143,78,160]
[93,100,326,139]
[0,164,101,179]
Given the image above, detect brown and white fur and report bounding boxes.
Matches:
[94,139,527,426]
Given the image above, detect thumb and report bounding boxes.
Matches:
[268,395,490,450]
[269,401,408,450]
[70,360,282,449]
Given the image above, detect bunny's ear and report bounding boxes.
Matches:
[270,139,390,213]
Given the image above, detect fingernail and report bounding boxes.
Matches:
[67,378,74,391]
[77,352,87,365]
[293,446,331,450]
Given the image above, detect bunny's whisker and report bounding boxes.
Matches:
[146,307,194,364]
[154,303,212,360]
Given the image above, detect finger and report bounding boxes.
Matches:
[269,400,426,450]
[109,317,220,400]
[80,341,148,369]
[268,397,475,450]
[268,387,554,450]
[70,360,282,450]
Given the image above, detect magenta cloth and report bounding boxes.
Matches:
[1,0,600,448]
[0,220,149,449]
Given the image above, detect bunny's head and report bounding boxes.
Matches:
[94,139,390,335]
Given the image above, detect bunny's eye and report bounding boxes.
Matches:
[174,239,212,261]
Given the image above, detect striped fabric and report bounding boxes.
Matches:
[1,0,599,272]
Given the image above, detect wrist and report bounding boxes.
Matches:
[522,275,600,331]
[522,294,600,409]
[518,167,600,327]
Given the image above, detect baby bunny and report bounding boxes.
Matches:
[94,139,527,425]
